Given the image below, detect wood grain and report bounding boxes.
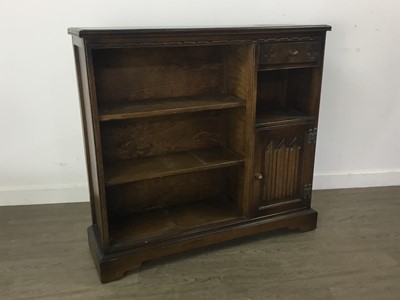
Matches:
[256,69,287,109]
[259,41,322,66]
[98,95,245,121]
[255,109,314,128]
[73,41,110,251]
[104,147,244,186]
[256,68,315,119]
[93,46,225,102]
[262,139,301,203]
[106,169,224,215]
[254,124,312,215]
[100,111,226,162]
[223,44,257,217]
[109,199,242,251]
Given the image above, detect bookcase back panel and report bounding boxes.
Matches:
[93,46,226,102]
[100,111,227,162]
[257,68,314,114]
[257,70,287,109]
[106,169,225,216]
[225,107,246,156]
[224,164,245,210]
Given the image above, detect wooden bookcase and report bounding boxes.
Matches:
[68,25,331,283]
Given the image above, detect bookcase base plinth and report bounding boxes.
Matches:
[88,209,318,283]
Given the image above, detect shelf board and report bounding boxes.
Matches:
[109,199,242,251]
[258,62,319,71]
[256,109,314,128]
[104,147,244,186]
[99,95,246,121]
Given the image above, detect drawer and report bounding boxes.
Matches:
[259,41,322,66]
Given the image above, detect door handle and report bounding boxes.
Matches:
[255,173,263,180]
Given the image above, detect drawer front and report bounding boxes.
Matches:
[259,41,322,66]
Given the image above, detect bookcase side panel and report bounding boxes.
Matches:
[73,39,110,251]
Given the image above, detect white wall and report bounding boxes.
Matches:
[1,0,399,205]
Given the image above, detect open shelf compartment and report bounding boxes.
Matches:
[108,198,243,251]
[92,44,251,121]
[93,43,253,253]
[256,67,318,128]
[106,165,245,251]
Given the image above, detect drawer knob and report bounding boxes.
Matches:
[288,49,299,56]
[255,173,263,180]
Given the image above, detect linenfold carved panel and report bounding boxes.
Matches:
[262,138,301,203]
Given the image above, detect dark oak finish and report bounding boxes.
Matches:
[253,124,314,216]
[255,110,314,128]
[92,46,226,102]
[104,147,244,186]
[99,95,245,121]
[73,43,110,250]
[89,209,318,283]
[106,169,226,215]
[100,110,228,161]
[259,41,322,68]
[69,25,330,283]
[108,198,243,252]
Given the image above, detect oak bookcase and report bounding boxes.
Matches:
[68,25,331,283]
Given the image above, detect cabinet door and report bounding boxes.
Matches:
[253,124,315,216]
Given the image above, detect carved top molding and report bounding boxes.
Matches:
[87,36,321,48]
[69,26,329,48]
[258,36,319,43]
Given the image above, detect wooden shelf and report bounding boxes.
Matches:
[99,95,246,121]
[258,63,319,71]
[104,147,244,186]
[256,109,314,128]
[109,199,243,251]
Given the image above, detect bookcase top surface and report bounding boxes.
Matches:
[68,25,331,38]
